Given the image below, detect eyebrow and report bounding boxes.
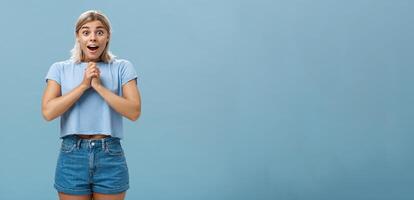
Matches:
[80,26,106,30]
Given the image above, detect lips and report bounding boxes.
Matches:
[87,44,99,52]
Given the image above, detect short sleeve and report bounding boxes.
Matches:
[120,60,138,86]
[45,62,61,85]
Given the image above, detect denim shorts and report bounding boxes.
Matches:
[54,135,129,195]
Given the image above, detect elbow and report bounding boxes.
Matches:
[127,105,141,121]
[128,110,141,121]
[42,113,53,121]
[42,108,55,122]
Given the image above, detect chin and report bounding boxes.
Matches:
[86,56,100,62]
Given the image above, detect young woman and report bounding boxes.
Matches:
[42,10,141,200]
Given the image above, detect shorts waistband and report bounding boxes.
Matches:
[61,134,120,150]
[76,134,110,139]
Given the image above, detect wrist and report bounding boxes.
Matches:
[93,83,103,91]
[79,84,89,91]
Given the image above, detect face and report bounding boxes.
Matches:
[77,20,109,62]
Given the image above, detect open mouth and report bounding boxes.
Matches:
[87,45,99,51]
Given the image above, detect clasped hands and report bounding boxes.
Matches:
[81,62,103,90]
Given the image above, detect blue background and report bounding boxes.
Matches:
[0,0,413,199]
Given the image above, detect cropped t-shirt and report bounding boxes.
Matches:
[45,59,138,139]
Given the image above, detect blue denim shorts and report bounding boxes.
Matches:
[54,135,129,195]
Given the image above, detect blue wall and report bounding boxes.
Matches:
[0,0,413,199]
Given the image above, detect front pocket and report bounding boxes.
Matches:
[105,143,124,156]
[60,142,76,153]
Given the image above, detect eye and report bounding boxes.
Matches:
[97,30,105,36]
[82,31,89,36]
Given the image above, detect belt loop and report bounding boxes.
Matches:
[101,138,105,150]
[76,138,82,149]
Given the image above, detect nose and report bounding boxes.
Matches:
[89,33,97,41]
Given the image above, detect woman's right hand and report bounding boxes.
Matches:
[80,62,100,89]
[42,62,100,121]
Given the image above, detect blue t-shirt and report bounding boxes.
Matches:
[45,59,138,139]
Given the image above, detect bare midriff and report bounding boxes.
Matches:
[75,134,110,139]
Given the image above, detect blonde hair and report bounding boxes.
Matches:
[70,10,115,63]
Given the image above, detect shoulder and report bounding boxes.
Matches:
[50,59,76,69]
[110,58,134,67]
[110,59,136,74]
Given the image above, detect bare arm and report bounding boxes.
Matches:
[41,81,88,121]
[41,62,99,121]
[92,78,141,121]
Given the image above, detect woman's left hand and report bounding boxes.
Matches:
[91,76,102,89]
[90,63,102,89]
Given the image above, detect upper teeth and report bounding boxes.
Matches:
[88,45,97,47]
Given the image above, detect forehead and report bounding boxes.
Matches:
[80,20,106,29]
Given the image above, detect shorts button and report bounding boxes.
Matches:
[91,142,95,146]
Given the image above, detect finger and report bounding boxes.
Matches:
[88,62,96,69]
[86,68,97,74]
[90,66,99,72]
[88,71,97,77]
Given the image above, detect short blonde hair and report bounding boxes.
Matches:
[70,10,115,63]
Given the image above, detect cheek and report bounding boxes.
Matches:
[99,41,108,50]
[77,36,87,45]
[101,38,108,45]
[79,42,86,49]
[77,40,85,48]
